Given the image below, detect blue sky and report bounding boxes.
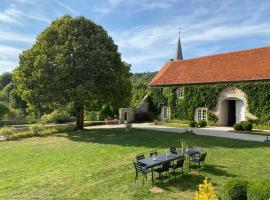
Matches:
[1,0,270,74]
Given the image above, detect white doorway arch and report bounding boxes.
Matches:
[215,88,256,126]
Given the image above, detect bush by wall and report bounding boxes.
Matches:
[247,180,270,200]
[199,120,207,127]
[233,123,243,131]
[223,179,248,200]
[189,121,198,127]
[240,121,253,131]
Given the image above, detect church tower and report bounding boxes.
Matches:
[175,34,183,60]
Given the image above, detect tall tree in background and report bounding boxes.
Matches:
[14,15,131,129]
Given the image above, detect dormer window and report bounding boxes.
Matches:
[176,87,184,99]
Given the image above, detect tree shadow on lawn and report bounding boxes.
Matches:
[190,164,237,178]
[56,128,270,149]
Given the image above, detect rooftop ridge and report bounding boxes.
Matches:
[169,45,270,63]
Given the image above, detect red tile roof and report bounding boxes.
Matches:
[149,46,270,86]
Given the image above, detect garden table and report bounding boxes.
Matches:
[138,153,181,169]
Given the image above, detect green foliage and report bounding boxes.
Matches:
[13,15,131,125]
[247,180,270,200]
[240,121,253,131]
[199,120,207,127]
[189,121,198,127]
[0,127,15,139]
[84,110,100,121]
[0,72,12,89]
[149,81,270,124]
[29,124,46,135]
[223,179,248,200]
[0,102,9,119]
[10,125,74,140]
[233,123,243,131]
[130,72,157,88]
[40,109,71,124]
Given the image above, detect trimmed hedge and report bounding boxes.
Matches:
[189,121,197,127]
[199,120,207,127]
[233,123,242,131]
[223,179,248,200]
[240,121,253,131]
[247,180,270,200]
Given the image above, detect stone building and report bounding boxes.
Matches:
[149,36,270,126]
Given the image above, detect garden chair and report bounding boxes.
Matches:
[133,162,153,184]
[190,152,207,167]
[154,161,171,182]
[136,153,145,161]
[149,150,158,157]
[170,156,185,179]
[170,146,177,154]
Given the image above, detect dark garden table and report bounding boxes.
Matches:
[138,153,182,169]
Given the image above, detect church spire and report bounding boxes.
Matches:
[175,30,183,60]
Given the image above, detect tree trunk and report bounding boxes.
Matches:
[75,103,84,130]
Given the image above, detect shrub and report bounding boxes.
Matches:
[0,127,15,140]
[29,124,46,135]
[195,177,217,200]
[189,121,198,127]
[240,121,253,131]
[223,179,248,200]
[247,180,270,200]
[199,120,207,127]
[40,110,71,124]
[135,112,151,122]
[233,123,243,131]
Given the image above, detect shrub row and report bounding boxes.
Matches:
[40,109,72,124]
[189,120,207,128]
[223,179,270,200]
[0,124,74,141]
[234,121,253,131]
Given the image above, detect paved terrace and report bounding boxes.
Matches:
[85,123,270,143]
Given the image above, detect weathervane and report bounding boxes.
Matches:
[178,27,182,37]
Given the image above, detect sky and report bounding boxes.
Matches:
[0,0,270,74]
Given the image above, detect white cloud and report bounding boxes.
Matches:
[0,45,23,56]
[56,0,79,15]
[0,30,35,43]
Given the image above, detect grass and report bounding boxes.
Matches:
[154,121,190,128]
[230,129,270,136]
[0,128,270,199]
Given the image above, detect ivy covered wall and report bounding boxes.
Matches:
[148,81,270,124]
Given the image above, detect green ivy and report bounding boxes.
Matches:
[149,81,270,124]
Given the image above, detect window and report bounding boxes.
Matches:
[176,87,184,99]
[163,106,170,119]
[197,108,207,121]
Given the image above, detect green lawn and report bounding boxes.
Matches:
[0,128,270,199]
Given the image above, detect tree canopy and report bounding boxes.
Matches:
[14,15,131,129]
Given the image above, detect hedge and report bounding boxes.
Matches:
[223,179,248,200]
[247,180,270,200]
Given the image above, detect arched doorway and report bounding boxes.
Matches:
[220,98,245,126]
[216,88,256,126]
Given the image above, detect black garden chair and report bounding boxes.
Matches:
[136,153,145,161]
[154,161,171,182]
[170,156,185,179]
[133,162,153,184]
[190,152,207,167]
[149,150,158,157]
[170,146,177,154]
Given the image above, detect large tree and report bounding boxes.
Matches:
[14,15,131,129]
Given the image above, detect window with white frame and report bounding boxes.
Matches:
[197,108,207,121]
[163,106,170,119]
[176,87,184,99]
